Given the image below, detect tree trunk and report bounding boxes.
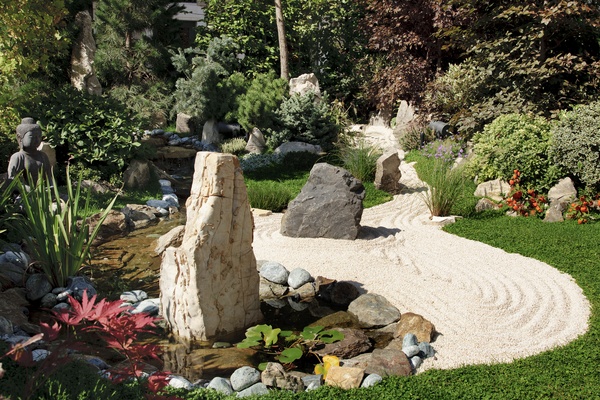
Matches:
[274,0,289,80]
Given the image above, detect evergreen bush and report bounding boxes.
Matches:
[236,72,287,132]
[550,101,600,191]
[171,37,246,125]
[220,137,247,156]
[107,81,174,129]
[267,92,340,151]
[465,113,561,191]
[25,85,143,182]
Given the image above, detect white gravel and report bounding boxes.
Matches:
[252,161,591,371]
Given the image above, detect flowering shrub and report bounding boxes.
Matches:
[503,170,547,217]
[1,291,175,399]
[566,195,600,224]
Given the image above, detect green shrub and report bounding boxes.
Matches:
[25,85,143,182]
[240,153,284,173]
[171,37,246,125]
[236,72,287,132]
[267,92,340,151]
[107,82,174,129]
[550,101,600,191]
[423,63,482,123]
[422,61,539,136]
[419,158,466,217]
[466,113,561,191]
[408,150,478,217]
[246,181,295,212]
[397,122,434,152]
[220,137,247,156]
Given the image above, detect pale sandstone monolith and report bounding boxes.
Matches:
[159,152,262,342]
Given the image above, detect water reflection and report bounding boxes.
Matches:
[162,342,259,382]
[90,214,185,299]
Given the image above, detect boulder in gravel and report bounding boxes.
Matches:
[281,163,365,240]
[325,366,364,390]
[207,377,233,395]
[374,151,402,193]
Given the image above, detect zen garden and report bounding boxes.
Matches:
[1,0,600,399]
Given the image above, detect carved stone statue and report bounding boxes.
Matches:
[8,118,52,184]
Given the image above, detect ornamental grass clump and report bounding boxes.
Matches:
[13,171,117,287]
[335,139,382,182]
[246,181,294,212]
[420,158,466,217]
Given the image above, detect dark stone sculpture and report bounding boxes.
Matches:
[7,117,52,185]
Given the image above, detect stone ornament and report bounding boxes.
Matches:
[159,152,262,342]
[8,117,52,185]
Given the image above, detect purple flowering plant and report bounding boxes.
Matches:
[420,135,467,164]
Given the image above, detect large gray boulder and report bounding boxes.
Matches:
[281,163,365,240]
[245,128,266,154]
[123,159,152,190]
[176,113,194,134]
[544,177,578,223]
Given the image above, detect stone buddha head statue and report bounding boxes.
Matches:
[16,117,43,153]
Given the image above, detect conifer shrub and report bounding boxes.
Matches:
[236,71,287,132]
[171,37,246,125]
[465,113,561,191]
[220,137,247,156]
[267,92,340,151]
[550,101,600,191]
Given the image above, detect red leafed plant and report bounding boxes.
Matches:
[1,290,176,399]
[503,169,547,217]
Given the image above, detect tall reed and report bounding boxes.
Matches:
[14,170,117,287]
[420,158,465,217]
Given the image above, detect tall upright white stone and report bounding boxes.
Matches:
[159,152,262,342]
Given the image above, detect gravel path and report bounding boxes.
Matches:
[252,159,590,370]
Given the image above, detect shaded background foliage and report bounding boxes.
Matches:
[0,0,599,181]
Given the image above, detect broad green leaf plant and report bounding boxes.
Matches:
[237,324,344,369]
[13,170,118,287]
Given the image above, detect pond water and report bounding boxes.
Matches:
[88,214,339,381]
